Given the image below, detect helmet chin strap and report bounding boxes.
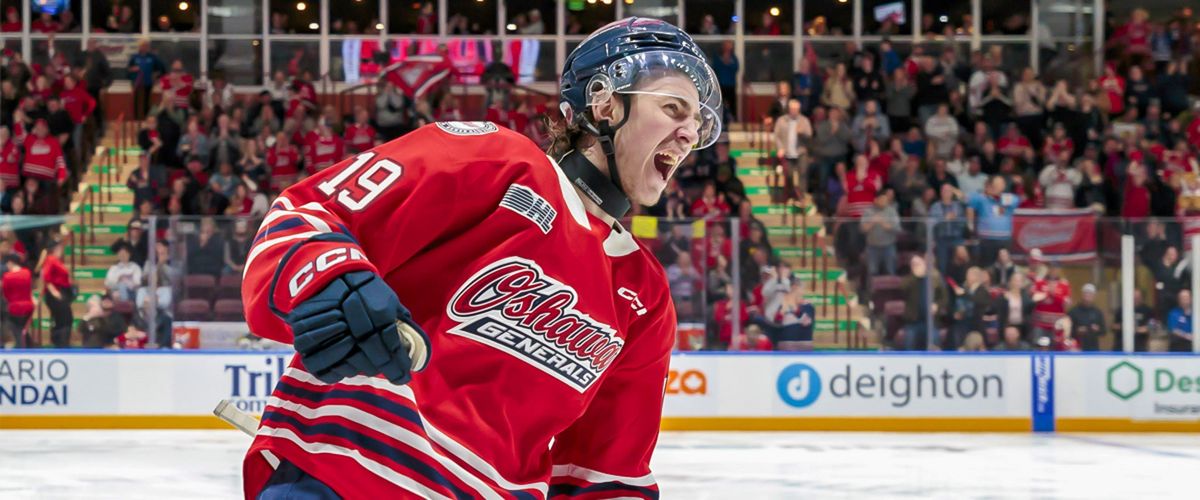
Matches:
[560,93,633,221]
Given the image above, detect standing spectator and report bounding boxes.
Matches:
[1167,289,1194,352]
[990,248,1018,288]
[968,176,1021,267]
[1151,246,1185,319]
[344,107,378,154]
[223,219,253,275]
[1012,67,1047,148]
[775,281,816,348]
[853,56,885,104]
[41,240,73,348]
[851,100,891,151]
[208,114,240,171]
[1097,63,1127,117]
[104,245,142,301]
[266,131,301,190]
[765,81,792,124]
[956,156,988,197]
[204,75,237,112]
[127,40,165,120]
[374,81,408,140]
[914,54,951,124]
[813,107,853,192]
[774,99,812,199]
[968,55,1007,119]
[160,60,194,114]
[1038,151,1082,209]
[1067,283,1106,351]
[1124,65,1154,119]
[997,272,1032,335]
[177,116,209,167]
[901,255,948,351]
[1157,60,1190,117]
[22,119,67,187]
[1,255,33,348]
[885,68,917,133]
[1030,266,1072,346]
[861,190,901,276]
[666,251,702,320]
[930,184,967,273]
[690,182,731,220]
[303,121,345,175]
[711,41,739,119]
[186,218,225,278]
[821,63,856,113]
[78,39,113,136]
[137,115,163,162]
[1112,289,1152,352]
[126,153,158,209]
[0,127,19,198]
[791,59,822,116]
[924,103,960,160]
[139,240,177,347]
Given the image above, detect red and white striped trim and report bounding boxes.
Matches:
[550,464,656,488]
[284,368,549,495]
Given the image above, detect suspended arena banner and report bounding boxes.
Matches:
[1011,208,1098,263]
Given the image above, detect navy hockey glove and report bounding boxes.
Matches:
[286,271,430,385]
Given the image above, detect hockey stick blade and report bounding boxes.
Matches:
[213,399,259,436]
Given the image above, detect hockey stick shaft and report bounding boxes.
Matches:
[213,399,259,436]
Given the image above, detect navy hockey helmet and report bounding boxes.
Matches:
[559,17,722,150]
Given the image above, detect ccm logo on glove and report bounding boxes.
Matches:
[289,247,369,298]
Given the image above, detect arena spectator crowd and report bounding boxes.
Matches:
[1,6,1199,353]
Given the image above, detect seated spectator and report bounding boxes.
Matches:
[1067,283,1105,351]
[666,251,702,320]
[139,240,177,347]
[712,284,748,347]
[186,218,225,278]
[177,116,209,167]
[861,190,900,276]
[959,331,987,352]
[851,99,890,151]
[126,153,159,209]
[1038,150,1082,209]
[992,326,1032,351]
[104,245,143,301]
[110,219,150,267]
[1167,289,1194,352]
[731,324,773,351]
[1112,289,1152,352]
[997,123,1032,159]
[303,120,344,175]
[775,280,815,348]
[765,80,791,125]
[930,184,967,273]
[79,295,124,348]
[223,219,253,275]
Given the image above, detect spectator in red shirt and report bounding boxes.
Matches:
[690,182,731,219]
[1097,64,1127,117]
[713,284,749,347]
[303,121,344,175]
[997,124,1032,159]
[1,254,33,348]
[344,106,378,154]
[844,154,883,216]
[60,75,96,126]
[0,126,19,195]
[41,240,74,347]
[159,59,195,112]
[21,119,67,186]
[730,324,773,351]
[30,11,59,33]
[1,7,20,32]
[267,131,301,190]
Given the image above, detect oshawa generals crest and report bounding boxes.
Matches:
[447,257,624,393]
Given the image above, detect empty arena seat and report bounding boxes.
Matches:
[213,299,245,322]
[183,274,218,302]
[176,299,212,321]
[217,274,242,300]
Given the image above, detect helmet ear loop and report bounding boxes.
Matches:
[594,93,633,198]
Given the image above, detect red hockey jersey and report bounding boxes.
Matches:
[160,73,195,109]
[0,140,19,188]
[61,86,97,125]
[242,122,674,499]
[302,132,344,175]
[344,123,377,153]
[22,135,66,182]
[266,144,301,188]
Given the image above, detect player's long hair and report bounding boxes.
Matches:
[545,114,593,160]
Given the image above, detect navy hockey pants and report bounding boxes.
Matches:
[257,460,340,500]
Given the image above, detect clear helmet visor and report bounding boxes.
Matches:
[584,51,723,150]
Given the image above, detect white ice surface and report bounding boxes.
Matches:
[0,430,1196,499]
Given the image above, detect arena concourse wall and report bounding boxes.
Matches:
[1,352,1198,432]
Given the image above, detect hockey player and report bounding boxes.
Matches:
[242,18,721,499]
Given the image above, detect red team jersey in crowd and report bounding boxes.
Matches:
[242,122,675,499]
[22,135,66,182]
[0,140,19,188]
[1031,278,1071,332]
[160,73,195,109]
[344,123,378,153]
[61,86,97,125]
[303,132,345,175]
[266,144,301,188]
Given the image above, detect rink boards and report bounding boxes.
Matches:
[1,351,1198,432]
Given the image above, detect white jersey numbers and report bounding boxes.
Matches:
[317,152,403,211]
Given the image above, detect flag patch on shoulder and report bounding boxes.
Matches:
[500,184,556,234]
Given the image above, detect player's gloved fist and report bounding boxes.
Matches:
[286,271,430,385]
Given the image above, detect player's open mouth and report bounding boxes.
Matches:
[654,151,679,181]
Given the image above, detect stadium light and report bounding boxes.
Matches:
[939,15,948,23]
[506,23,517,31]
[178,1,189,11]
[600,0,612,5]
[625,0,633,4]
[308,22,319,30]
[376,22,385,30]
[769,7,780,16]
[586,0,596,4]
[296,1,307,11]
